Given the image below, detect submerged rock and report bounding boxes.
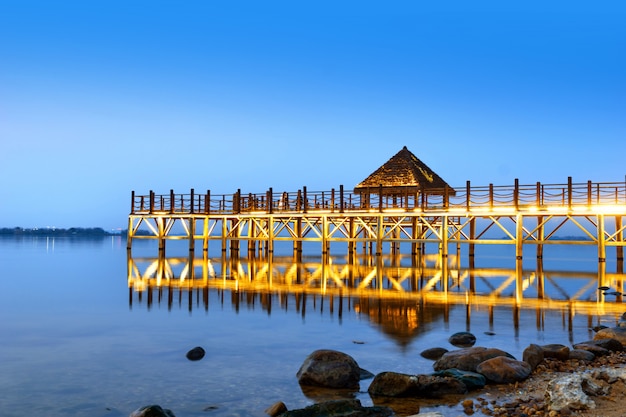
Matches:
[129,405,176,417]
[448,332,477,348]
[185,346,205,361]
[420,347,448,360]
[277,399,393,417]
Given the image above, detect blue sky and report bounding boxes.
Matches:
[1,1,624,230]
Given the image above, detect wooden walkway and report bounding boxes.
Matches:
[127,178,626,281]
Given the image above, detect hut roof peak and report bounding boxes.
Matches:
[354,146,455,195]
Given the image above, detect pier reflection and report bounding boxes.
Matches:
[127,252,626,343]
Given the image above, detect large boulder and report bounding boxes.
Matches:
[575,338,624,353]
[277,399,393,417]
[476,356,532,384]
[296,350,361,389]
[433,347,514,372]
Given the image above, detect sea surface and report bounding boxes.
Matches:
[1,236,624,417]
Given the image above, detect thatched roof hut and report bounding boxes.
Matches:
[354,146,455,196]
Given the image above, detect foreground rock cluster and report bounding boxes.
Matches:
[129,315,626,417]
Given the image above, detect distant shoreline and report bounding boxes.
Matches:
[0,227,126,237]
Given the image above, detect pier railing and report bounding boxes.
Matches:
[130,178,626,216]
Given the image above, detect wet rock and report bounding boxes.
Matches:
[360,368,375,380]
[569,349,595,362]
[367,372,467,398]
[265,401,287,417]
[522,343,544,370]
[576,338,624,352]
[572,342,610,357]
[420,347,448,360]
[541,344,570,360]
[432,368,486,390]
[414,374,467,397]
[433,347,514,372]
[368,372,418,397]
[594,326,626,346]
[278,399,393,417]
[185,346,205,361]
[476,356,532,384]
[129,405,176,417]
[296,349,361,389]
[448,332,477,347]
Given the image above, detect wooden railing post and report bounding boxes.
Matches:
[130,191,135,214]
[170,189,175,213]
[331,188,335,212]
[514,179,519,211]
[340,185,344,213]
[379,184,383,213]
[205,190,210,214]
[465,181,470,211]
[236,189,241,214]
[567,176,573,210]
[303,186,308,213]
[444,185,449,209]
[150,190,155,214]
[190,188,195,214]
[489,184,493,210]
[587,181,592,207]
[268,188,273,214]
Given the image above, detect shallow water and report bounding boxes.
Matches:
[0,236,624,417]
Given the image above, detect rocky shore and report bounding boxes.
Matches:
[129,315,626,417]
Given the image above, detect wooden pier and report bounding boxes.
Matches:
[127,177,626,279]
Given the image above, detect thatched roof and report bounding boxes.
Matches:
[354,146,455,195]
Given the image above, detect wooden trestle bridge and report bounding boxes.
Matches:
[128,177,626,284]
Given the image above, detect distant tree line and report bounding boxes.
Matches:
[0,227,121,236]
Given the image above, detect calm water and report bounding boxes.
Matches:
[1,236,624,417]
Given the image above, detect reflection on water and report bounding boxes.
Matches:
[128,251,626,348]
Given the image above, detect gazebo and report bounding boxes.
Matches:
[354,146,455,208]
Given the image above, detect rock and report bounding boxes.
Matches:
[368,372,418,397]
[568,349,595,362]
[476,356,532,384]
[448,332,477,347]
[296,349,361,389]
[278,399,393,417]
[522,343,544,370]
[545,374,596,412]
[576,338,624,352]
[594,326,626,346]
[367,372,467,398]
[129,405,176,417]
[592,325,608,332]
[185,346,205,361]
[431,368,486,390]
[414,374,467,397]
[265,401,287,417]
[572,343,610,357]
[360,368,375,380]
[420,347,448,360]
[541,344,570,360]
[433,347,514,372]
